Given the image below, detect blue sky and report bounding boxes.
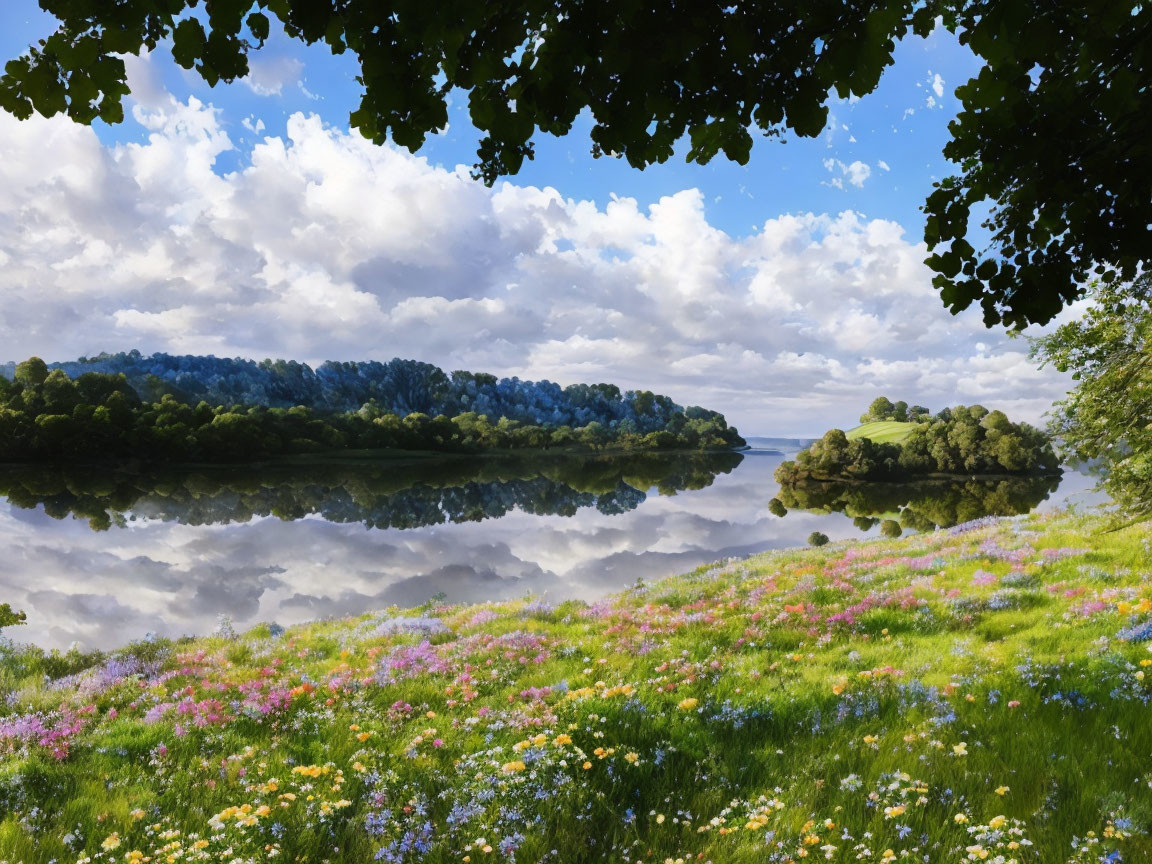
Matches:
[0,5,1065,435]
[0,3,983,236]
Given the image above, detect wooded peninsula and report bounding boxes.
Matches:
[0,353,744,462]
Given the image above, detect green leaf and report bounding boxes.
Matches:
[171,18,207,70]
[247,12,270,44]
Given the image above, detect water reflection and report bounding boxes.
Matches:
[774,474,1064,534]
[0,447,1099,651]
[0,450,744,531]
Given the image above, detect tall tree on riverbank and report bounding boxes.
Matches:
[1,1,1147,329]
[1031,275,1152,523]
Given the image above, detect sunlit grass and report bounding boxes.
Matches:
[845,420,919,444]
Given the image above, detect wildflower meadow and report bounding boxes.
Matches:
[1,509,1150,863]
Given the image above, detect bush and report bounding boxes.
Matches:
[807,531,830,547]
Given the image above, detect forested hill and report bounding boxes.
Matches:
[0,351,728,435]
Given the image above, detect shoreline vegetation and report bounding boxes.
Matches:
[0,355,744,464]
[1,507,1149,861]
[774,399,1060,487]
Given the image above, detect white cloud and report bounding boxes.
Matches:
[243,55,303,96]
[0,90,1072,436]
[925,72,946,109]
[822,158,872,189]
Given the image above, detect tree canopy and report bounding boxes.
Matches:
[776,401,1059,484]
[0,355,744,462]
[1031,275,1152,523]
[1,1,1147,328]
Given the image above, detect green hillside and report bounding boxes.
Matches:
[845,419,919,443]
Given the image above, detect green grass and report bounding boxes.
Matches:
[845,419,919,443]
[0,509,1150,863]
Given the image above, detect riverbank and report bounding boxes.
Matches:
[1,507,1150,861]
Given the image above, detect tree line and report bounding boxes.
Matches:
[0,357,744,463]
[0,351,725,435]
[775,401,1059,485]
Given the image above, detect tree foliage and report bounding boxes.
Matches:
[1031,276,1152,522]
[3,351,727,436]
[807,531,830,547]
[0,603,26,629]
[0,356,743,463]
[859,397,930,424]
[1,1,1146,327]
[776,401,1059,484]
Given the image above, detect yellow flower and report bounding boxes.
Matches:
[656,814,665,824]
[995,786,1010,796]
[954,813,969,824]
[952,742,968,756]
[678,698,699,711]
[102,833,122,851]
[624,752,639,764]
[553,734,572,746]
[501,761,526,774]
[582,761,592,770]
[988,815,1006,830]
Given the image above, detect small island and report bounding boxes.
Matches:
[0,353,744,463]
[775,396,1061,485]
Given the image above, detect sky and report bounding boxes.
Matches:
[0,5,1076,435]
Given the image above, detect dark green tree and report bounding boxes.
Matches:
[860,397,896,424]
[767,497,787,518]
[1031,276,1152,522]
[807,531,830,547]
[1,2,1147,327]
[14,356,49,387]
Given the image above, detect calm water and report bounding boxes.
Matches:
[0,440,1101,651]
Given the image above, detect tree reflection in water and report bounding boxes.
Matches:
[0,450,745,532]
[773,473,1062,535]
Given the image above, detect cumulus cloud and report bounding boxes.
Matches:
[822,158,872,189]
[0,87,1072,434]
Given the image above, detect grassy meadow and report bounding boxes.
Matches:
[845,422,919,445]
[1,509,1150,863]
